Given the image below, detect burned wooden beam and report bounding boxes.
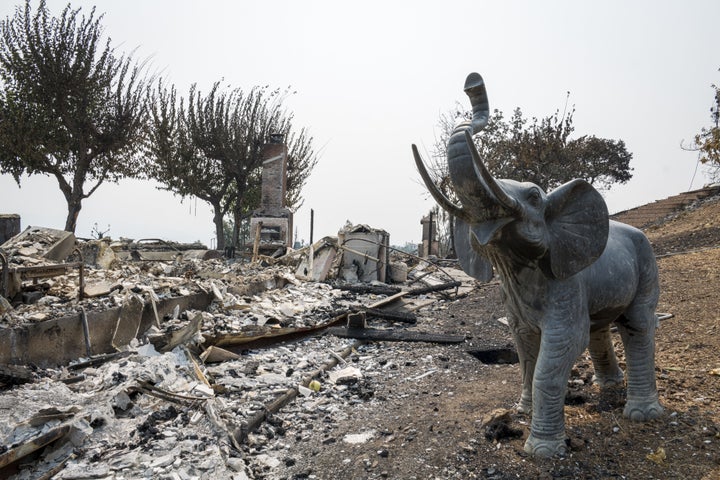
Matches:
[67,351,134,371]
[334,284,401,296]
[359,307,417,324]
[0,422,72,469]
[407,280,461,296]
[327,326,465,344]
[347,311,367,328]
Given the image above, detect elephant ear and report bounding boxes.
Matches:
[544,179,609,280]
[454,218,494,282]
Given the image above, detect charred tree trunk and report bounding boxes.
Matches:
[64,197,82,233]
[212,202,225,251]
[232,201,242,250]
[58,173,84,233]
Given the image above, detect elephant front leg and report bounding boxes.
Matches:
[589,325,624,388]
[511,323,540,414]
[524,327,586,457]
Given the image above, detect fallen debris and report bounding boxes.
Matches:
[0,364,34,386]
[0,223,483,479]
[478,408,524,442]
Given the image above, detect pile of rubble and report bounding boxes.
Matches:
[0,225,476,479]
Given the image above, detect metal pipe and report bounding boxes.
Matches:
[310,209,314,245]
[72,247,85,301]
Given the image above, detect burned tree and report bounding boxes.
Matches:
[427,100,633,256]
[147,81,317,251]
[147,82,235,250]
[433,103,633,193]
[0,1,148,232]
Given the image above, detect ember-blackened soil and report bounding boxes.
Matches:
[264,196,720,480]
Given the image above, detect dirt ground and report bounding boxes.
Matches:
[261,196,720,480]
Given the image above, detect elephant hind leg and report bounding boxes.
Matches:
[617,307,663,421]
[589,325,624,388]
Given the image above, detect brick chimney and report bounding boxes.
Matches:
[248,133,293,252]
[260,133,288,213]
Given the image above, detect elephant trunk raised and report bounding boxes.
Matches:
[412,73,517,227]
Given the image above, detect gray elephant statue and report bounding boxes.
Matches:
[412,72,663,457]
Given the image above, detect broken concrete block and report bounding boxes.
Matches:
[292,238,340,281]
[83,281,117,298]
[3,226,76,262]
[148,313,203,353]
[328,365,362,385]
[199,345,241,363]
[111,294,145,350]
[388,261,408,283]
[77,239,117,269]
[182,249,223,261]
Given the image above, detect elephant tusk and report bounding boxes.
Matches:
[464,130,520,214]
[412,144,470,222]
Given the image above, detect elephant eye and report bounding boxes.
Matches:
[528,189,541,207]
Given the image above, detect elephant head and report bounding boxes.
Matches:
[413,72,609,282]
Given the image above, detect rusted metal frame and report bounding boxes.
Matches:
[126,238,183,262]
[337,244,381,263]
[134,238,182,252]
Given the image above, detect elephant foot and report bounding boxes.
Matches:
[623,399,663,421]
[524,433,567,458]
[517,394,532,415]
[593,368,625,388]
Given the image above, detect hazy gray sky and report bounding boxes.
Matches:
[1,0,718,246]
